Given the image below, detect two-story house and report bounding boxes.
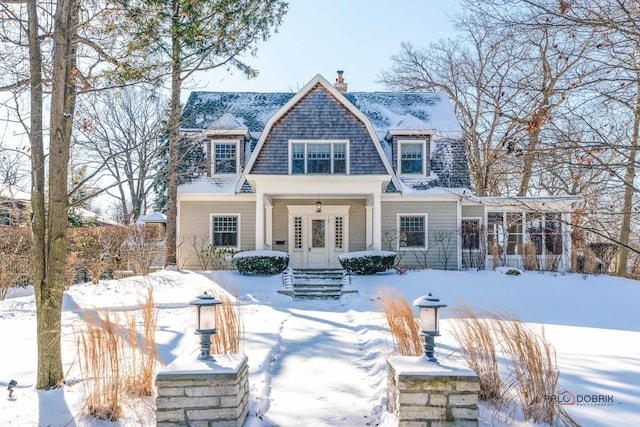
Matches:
[177,72,576,271]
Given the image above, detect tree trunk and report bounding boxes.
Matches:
[616,88,640,277]
[164,0,181,267]
[517,129,540,197]
[36,0,77,389]
[27,0,49,388]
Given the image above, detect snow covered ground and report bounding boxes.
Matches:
[1,268,639,426]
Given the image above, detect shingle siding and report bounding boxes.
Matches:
[430,137,471,188]
[250,85,388,175]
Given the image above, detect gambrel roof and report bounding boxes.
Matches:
[182,88,462,137]
[180,74,470,192]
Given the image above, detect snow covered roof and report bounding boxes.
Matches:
[181,90,462,136]
[71,207,121,226]
[178,175,242,195]
[393,114,432,131]
[136,212,167,224]
[0,184,30,201]
[179,78,469,195]
[206,113,248,131]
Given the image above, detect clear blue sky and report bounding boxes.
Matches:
[188,0,462,95]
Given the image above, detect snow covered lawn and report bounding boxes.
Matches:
[1,268,638,426]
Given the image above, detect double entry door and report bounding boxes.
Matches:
[288,205,349,269]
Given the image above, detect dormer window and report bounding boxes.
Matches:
[212,140,239,174]
[290,140,348,175]
[399,140,427,175]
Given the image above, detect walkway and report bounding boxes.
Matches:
[254,307,387,426]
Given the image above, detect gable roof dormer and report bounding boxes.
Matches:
[385,114,434,140]
[203,113,250,139]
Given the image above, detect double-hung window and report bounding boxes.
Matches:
[211,215,240,248]
[398,214,427,249]
[212,141,238,174]
[290,141,348,174]
[399,140,427,175]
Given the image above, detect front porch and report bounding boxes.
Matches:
[257,195,378,270]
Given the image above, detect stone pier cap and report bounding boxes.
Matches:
[157,353,248,379]
[388,355,477,378]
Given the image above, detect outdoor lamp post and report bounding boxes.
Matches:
[190,292,222,360]
[413,293,447,362]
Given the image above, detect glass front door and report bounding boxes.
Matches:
[308,217,329,268]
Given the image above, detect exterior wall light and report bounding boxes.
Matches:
[190,292,222,360]
[413,293,447,362]
[316,196,322,212]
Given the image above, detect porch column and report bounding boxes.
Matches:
[265,204,273,249]
[373,192,382,250]
[256,192,265,250]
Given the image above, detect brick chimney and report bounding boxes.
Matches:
[334,70,348,93]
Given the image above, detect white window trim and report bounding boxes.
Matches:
[398,139,427,176]
[288,140,350,175]
[397,213,428,250]
[461,217,482,252]
[211,139,240,175]
[209,213,241,249]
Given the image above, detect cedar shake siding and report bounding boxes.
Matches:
[250,85,388,175]
[430,136,470,189]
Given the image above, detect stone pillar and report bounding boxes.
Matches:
[156,354,249,427]
[387,356,479,427]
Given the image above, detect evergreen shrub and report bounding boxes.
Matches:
[338,251,396,275]
[233,251,289,275]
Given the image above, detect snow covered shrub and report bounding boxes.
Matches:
[338,250,396,275]
[233,250,289,275]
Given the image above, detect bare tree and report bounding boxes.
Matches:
[515,0,640,275]
[76,88,165,223]
[382,1,594,198]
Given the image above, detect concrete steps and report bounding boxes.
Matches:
[280,269,355,300]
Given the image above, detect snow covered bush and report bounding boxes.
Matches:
[338,250,396,275]
[233,250,289,275]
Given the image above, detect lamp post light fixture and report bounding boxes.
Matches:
[413,293,447,362]
[190,292,222,361]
